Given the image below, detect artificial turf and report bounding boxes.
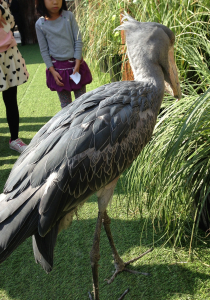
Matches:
[0,44,210,300]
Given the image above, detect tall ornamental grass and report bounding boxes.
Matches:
[75,0,210,249]
[126,90,210,250]
[77,0,210,85]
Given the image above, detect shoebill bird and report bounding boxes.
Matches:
[0,15,181,300]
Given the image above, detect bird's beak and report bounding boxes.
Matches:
[164,47,182,100]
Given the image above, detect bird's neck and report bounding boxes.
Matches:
[127,48,165,97]
[135,65,164,88]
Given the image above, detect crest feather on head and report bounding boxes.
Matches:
[115,13,175,46]
[115,13,140,32]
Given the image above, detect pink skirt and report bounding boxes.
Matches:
[46,58,92,92]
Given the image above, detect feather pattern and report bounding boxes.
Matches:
[0,81,157,246]
[0,18,180,274]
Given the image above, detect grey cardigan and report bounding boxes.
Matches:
[35,10,83,69]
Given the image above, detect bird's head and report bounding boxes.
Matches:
[116,14,182,100]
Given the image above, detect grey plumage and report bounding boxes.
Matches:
[0,15,181,297]
[0,81,157,268]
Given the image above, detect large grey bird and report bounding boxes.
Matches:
[0,15,181,300]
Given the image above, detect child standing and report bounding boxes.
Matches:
[0,0,29,153]
[35,0,92,109]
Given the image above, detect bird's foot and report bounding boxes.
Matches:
[88,291,94,300]
[104,247,153,284]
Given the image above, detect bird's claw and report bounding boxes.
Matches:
[105,248,153,284]
[88,291,94,300]
[105,269,121,284]
[118,288,130,300]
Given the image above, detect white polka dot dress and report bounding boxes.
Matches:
[0,0,29,92]
[0,46,29,92]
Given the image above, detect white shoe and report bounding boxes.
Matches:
[9,138,27,153]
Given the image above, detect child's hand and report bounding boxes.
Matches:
[0,10,7,28]
[53,71,64,86]
[49,67,64,87]
[72,59,80,75]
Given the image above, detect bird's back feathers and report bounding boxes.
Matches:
[0,80,158,271]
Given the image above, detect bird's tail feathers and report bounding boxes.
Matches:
[32,222,59,273]
[0,201,39,264]
[0,190,59,272]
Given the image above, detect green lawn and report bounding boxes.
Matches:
[0,45,210,300]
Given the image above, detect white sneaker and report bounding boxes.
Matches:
[9,138,27,153]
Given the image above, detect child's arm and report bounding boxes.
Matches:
[35,21,64,86]
[0,5,7,28]
[48,66,64,87]
[35,21,64,87]
[72,59,80,75]
[70,13,83,74]
[35,21,53,70]
[0,0,15,30]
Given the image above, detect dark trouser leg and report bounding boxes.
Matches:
[74,85,86,99]
[2,86,19,141]
[90,212,103,300]
[57,90,72,109]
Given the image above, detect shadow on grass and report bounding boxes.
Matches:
[0,126,46,136]
[0,116,53,125]
[0,116,53,170]
[0,216,210,300]
[0,116,53,136]
[0,168,13,182]
[0,116,51,190]
[18,44,44,65]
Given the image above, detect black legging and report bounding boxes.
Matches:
[2,86,19,141]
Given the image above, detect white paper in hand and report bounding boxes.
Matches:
[70,72,81,84]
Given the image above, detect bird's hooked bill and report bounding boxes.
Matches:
[166,48,182,100]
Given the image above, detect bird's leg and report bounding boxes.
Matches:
[90,211,104,300]
[102,210,125,272]
[103,210,153,284]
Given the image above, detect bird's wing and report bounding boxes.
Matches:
[1,81,156,237]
